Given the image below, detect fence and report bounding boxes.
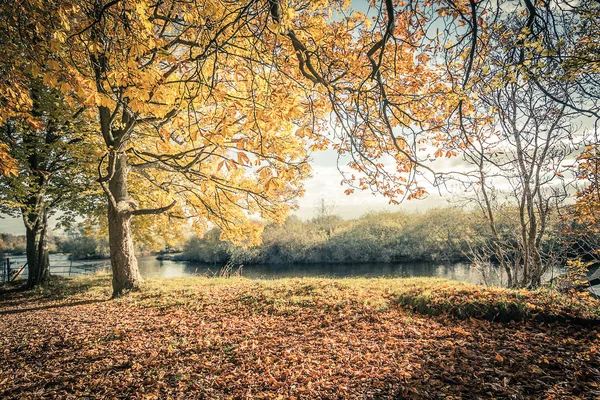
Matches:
[1,257,108,283]
[1,258,27,283]
[55,259,109,277]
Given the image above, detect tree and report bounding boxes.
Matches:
[2,0,338,296]
[7,0,594,295]
[438,0,600,126]
[269,0,463,201]
[450,36,580,288]
[433,0,600,288]
[0,80,99,287]
[312,199,341,239]
[573,144,600,231]
[561,143,600,268]
[516,0,600,122]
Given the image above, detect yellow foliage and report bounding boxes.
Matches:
[0,0,487,246]
[0,144,17,176]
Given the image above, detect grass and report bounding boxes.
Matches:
[10,274,599,323]
[1,275,599,399]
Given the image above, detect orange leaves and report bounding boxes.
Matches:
[7,0,328,247]
[42,72,58,87]
[1,277,600,399]
[155,141,172,154]
[406,187,427,200]
[0,144,18,176]
[571,144,600,229]
[236,152,250,166]
[217,159,236,173]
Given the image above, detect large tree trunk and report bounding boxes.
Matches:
[25,209,50,287]
[107,152,142,297]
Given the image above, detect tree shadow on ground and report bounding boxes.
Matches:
[0,275,110,307]
[0,299,108,315]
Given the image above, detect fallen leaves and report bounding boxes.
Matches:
[0,276,599,399]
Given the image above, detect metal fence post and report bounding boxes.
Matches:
[6,257,10,282]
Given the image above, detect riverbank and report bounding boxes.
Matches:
[1,276,599,399]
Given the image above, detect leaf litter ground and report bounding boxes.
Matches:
[1,276,599,399]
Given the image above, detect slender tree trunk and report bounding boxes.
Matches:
[477,158,514,288]
[107,152,142,297]
[25,209,50,287]
[529,248,544,288]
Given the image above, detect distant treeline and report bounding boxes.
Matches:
[2,206,591,266]
[177,206,595,266]
[0,233,27,255]
[55,235,109,260]
[177,208,500,265]
[55,230,169,260]
[0,232,101,259]
[0,233,62,256]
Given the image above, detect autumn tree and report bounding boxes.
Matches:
[574,145,600,230]
[1,0,341,296]
[456,78,579,288]
[293,0,598,288]
[439,2,595,288]
[513,0,600,121]
[561,143,600,268]
[269,0,464,202]
[6,0,590,295]
[0,80,99,287]
[0,0,497,296]
[440,0,600,134]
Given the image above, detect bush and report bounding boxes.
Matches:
[56,235,108,260]
[0,233,26,255]
[178,228,230,264]
[178,207,491,265]
[393,281,600,323]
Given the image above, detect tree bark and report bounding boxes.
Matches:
[107,152,143,297]
[25,208,50,287]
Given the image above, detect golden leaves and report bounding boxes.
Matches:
[0,144,18,176]
[236,152,250,166]
[571,144,600,229]
[1,277,600,398]
[0,0,479,241]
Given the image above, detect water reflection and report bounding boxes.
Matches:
[7,254,562,287]
[141,258,505,286]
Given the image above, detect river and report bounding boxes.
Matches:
[3,253,564,287]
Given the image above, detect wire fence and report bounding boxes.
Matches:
[51,259,110,277]
[1,257,109,283]
[0,257,23,282]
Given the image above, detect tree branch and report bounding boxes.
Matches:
[131,200,176,216]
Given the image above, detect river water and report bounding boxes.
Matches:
[2,253,544,286]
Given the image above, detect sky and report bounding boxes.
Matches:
[293,148,449,220]
[0,147,449,235]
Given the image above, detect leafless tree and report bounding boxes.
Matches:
[453,66,583,288]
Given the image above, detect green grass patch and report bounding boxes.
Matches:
[391,280,600,324]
